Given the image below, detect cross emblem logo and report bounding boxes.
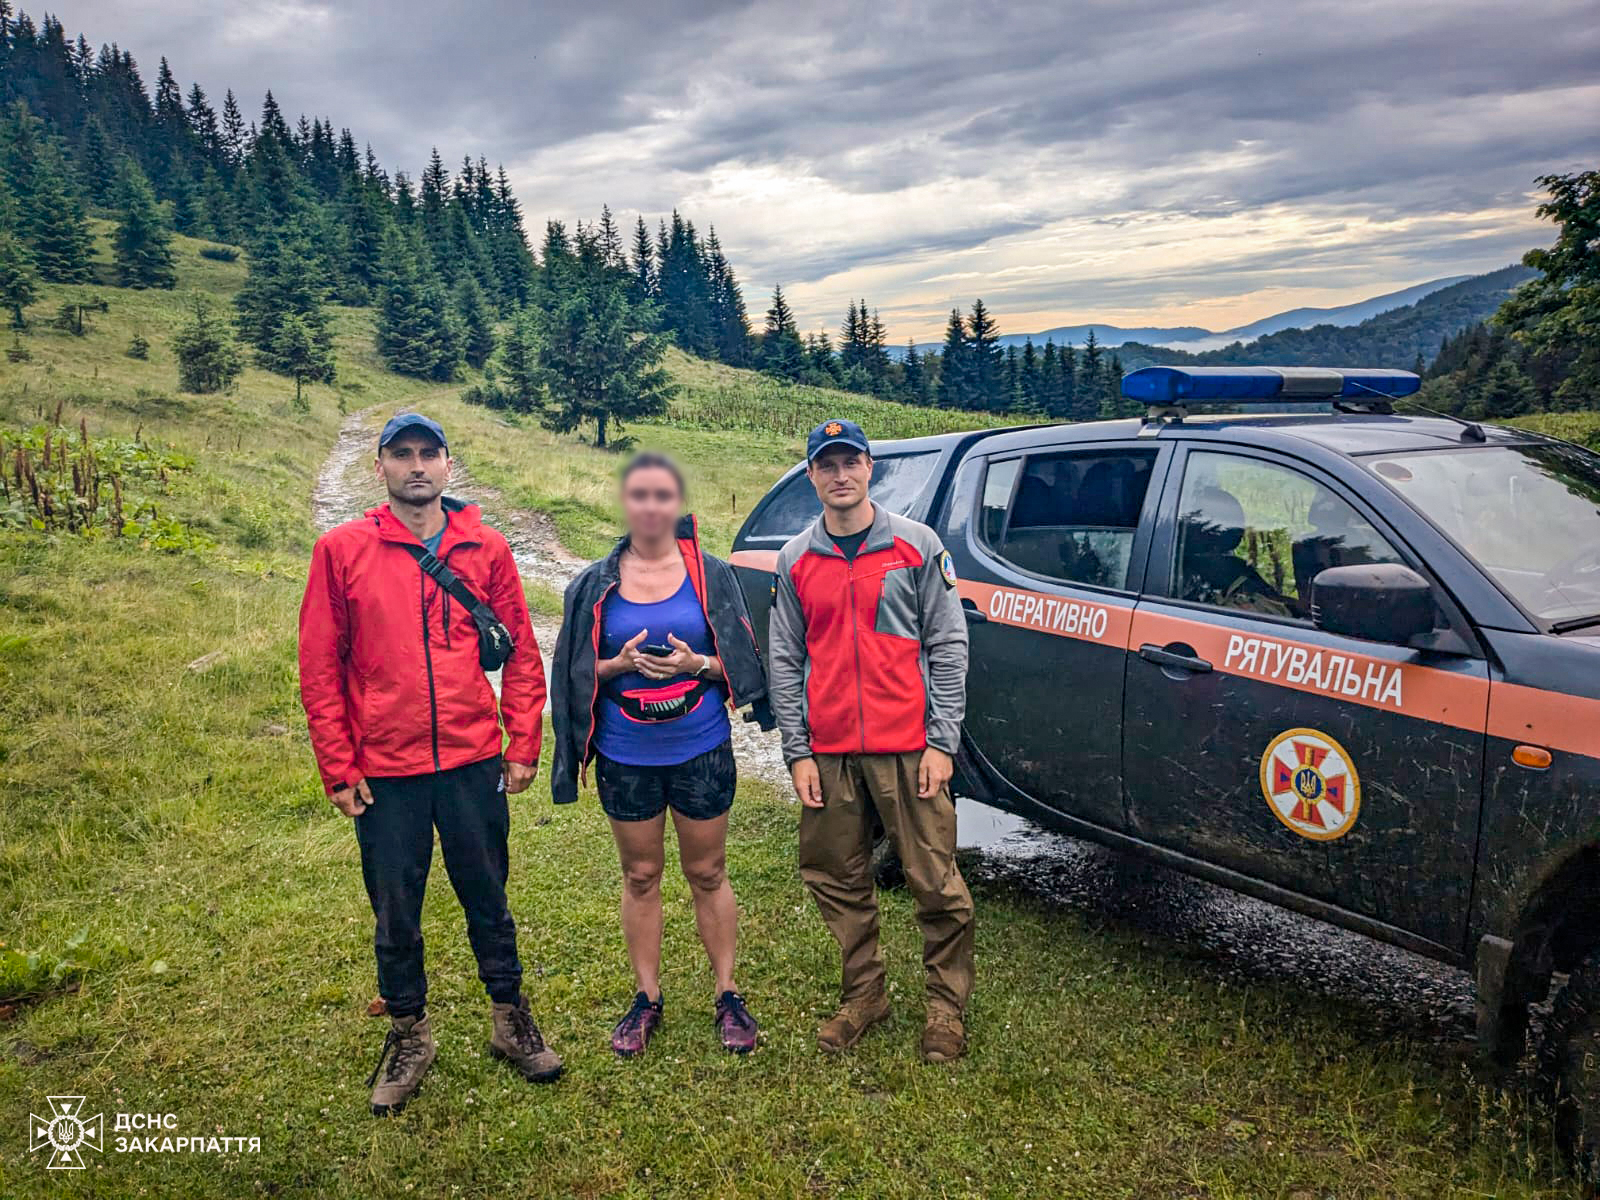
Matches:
[29,1096,103,1170]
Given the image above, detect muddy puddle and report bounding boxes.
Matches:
[955,799,1477,1044]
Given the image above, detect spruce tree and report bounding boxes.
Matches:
[967,299,1002,411]
[0,227,37,327]
[1060,341,1081,419]
[903,341,926,404]
[112,161,177,289]
[630,215,655,303]
[374,227,460,380]
[805,331,841,386]
[1020,339,1040,413]
[172,294,243,393]
[336,173,384,299]
[485,306,539,411]
[1040,341,1063,418]
[453,274,495,369]
[234,218,335,379]
[704,227,749,365]
[758,284,805,382]
[272,311,332,409]
[220,89,247,167]
[935,308,968,409]
[76,115,118,206]
[186,82,219,161]
[533,250,672,448]
[1,107,94,282]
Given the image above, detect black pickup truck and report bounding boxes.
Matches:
[729,366,1600,1172]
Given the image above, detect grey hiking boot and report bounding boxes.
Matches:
[490,997,563,1083]
[367,1013,436,1116]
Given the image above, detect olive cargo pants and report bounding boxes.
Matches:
[798,751,975,1013]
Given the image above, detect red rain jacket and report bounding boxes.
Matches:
[298,498,544,793]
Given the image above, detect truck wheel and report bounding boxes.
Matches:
[1542,950,1600,1182]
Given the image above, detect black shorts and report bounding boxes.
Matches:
[594,739,736,823]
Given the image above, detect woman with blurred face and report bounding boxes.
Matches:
[549,452,770,1058]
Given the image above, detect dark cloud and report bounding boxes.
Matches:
[44,0,1600,336]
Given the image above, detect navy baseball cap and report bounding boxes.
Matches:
[806,417,870,463]
[378,412,448,453]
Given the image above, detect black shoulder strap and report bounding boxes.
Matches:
[402,543,498,627]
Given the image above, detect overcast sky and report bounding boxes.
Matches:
[52,0,1600,341]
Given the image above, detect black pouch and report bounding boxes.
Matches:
[404,545,515,671]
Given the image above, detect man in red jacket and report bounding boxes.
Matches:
[298,412,561,1116]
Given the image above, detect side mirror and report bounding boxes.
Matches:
[1311,563,1434,645]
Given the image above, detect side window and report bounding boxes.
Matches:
[743,472,821,539]
[1173,450,1402,620]
[978,448,1157,590]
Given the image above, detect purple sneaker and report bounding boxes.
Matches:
[611,991,663,1058]
[715,990,758,1054]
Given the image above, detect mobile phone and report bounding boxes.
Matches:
[641,643,673,657]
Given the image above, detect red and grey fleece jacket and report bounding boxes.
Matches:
[297,497,544,793]
[767,503,968,766]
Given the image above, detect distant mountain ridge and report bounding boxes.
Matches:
[1112,265,1536,372]
[906,273,1482,357]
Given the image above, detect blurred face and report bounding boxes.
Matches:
[807,445,872,513]
[377,432,450,506]
[621,465,682,544]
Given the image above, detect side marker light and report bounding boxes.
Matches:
[1512,745,1553,770]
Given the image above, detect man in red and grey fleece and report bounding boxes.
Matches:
[767,417,975,1063]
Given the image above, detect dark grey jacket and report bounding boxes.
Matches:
[550,514,772,805]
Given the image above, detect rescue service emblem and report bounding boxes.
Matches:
[938,550,956,588]
[824,421,843,436]
[1258,727,1360,842]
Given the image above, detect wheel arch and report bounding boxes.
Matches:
[1478,842,1600,1063]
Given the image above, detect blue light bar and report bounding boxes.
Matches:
[1121,366,1421,405]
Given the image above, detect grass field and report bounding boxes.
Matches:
[0,229,1590,1197]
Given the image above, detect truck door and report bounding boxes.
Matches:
[1122,445,1487,952]
[946,441,1168,831]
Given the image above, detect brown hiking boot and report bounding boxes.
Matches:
[367,1013,436,1116]
[490,997,563,1083]
[921,1004,967,1064]
[816,988,890,1053]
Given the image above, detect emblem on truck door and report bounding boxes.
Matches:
[1259,728,1361,841]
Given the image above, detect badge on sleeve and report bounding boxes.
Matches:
[938,550,957,588]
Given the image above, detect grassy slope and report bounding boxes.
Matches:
[0,227,1582,1198]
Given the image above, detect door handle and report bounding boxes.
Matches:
[1139,642,1211,673]
[961,598,987,624]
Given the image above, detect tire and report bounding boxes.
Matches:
[1542,950,1600,1183]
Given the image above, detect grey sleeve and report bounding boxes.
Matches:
[766,554,812,766]
[917,533,968,756]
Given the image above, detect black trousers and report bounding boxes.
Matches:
[354,754,522,1016]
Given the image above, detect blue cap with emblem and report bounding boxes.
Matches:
[806,417,870,463]
[378,411,448,453]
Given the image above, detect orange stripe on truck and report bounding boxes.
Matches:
[1128,609,1491,734]
[958,579,1133,647]
[956,580,1600,758]
[1487,682,1600,759]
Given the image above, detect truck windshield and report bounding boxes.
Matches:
[1366,442,1600,625]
